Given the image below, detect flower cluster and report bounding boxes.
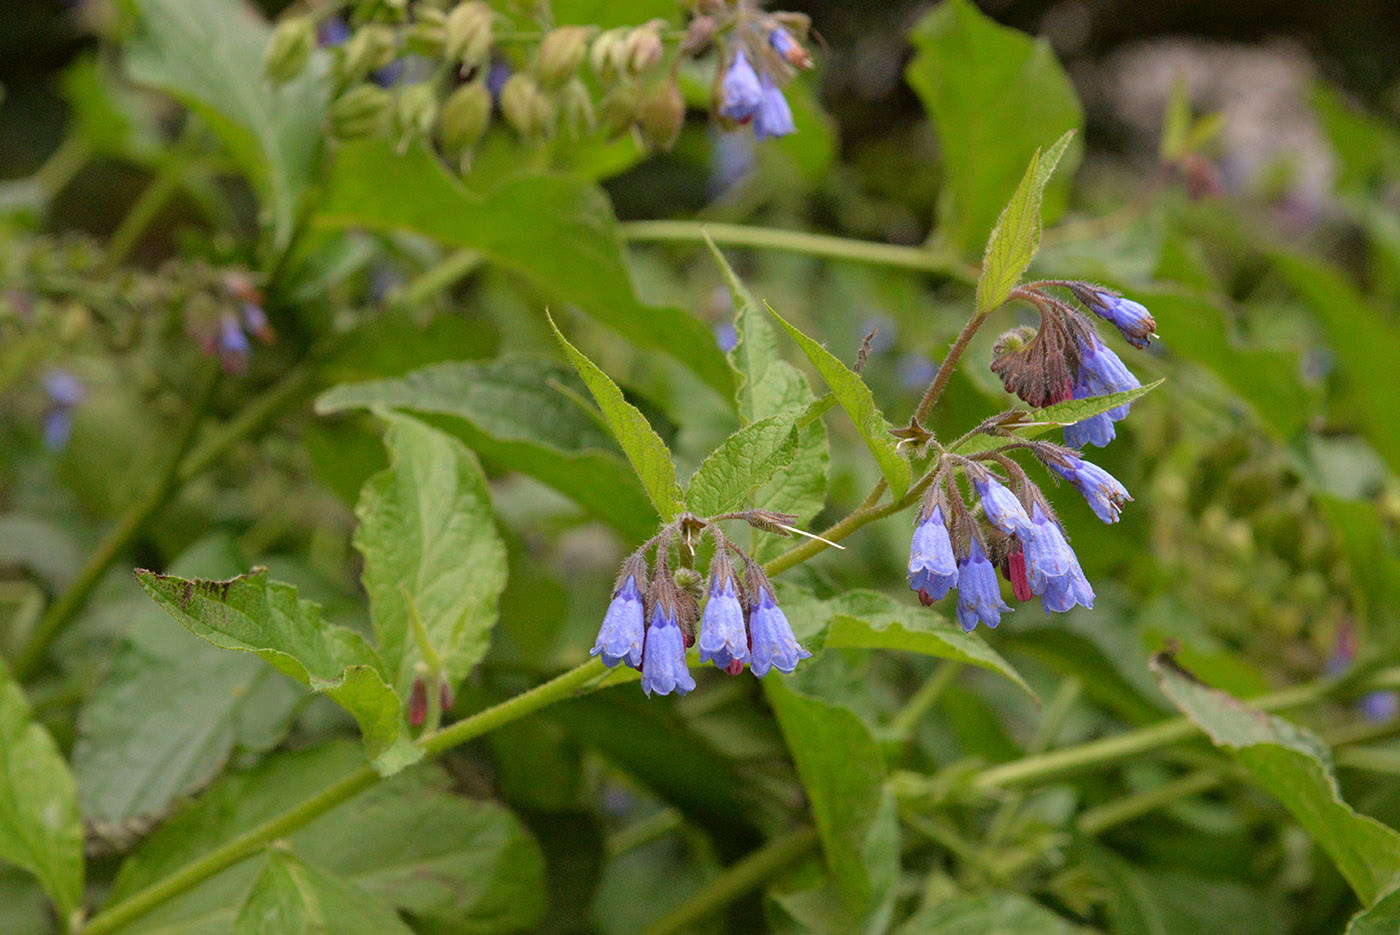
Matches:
[715,13,812,141]
[992,282,1156,448]
[590,514,810,696]
[190,272,274,375]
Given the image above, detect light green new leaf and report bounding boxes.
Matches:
[769,306,911,499]
[317,140,731,396]
[123,0,326,253]
[706,239,830,543]
[952,381,1164,456]
[136,569,420,775]
[549,317,685,521]
[906,0,1083,254]
[1348,884,1400,935]
[765,677,898,931]
[355,413,507,699]
[110,743,545,935]
[896,891,1091,935]
[316,358,656,541]
[236,849,415,935]
[0,664,83,919]
[686,410,801,517]
[976,131,1076,314]
[1153,655,1400,905]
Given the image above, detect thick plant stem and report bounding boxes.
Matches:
[640,826,820,935]
[621,220,977,283]
[12,367,219,679]
[79,658,607,935]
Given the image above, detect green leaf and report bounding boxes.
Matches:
[976,131,1076,314]
[1152,655,1400,905]
[354,413,507,699]
[706,239,830,546]
[1088,851,1286,935]
[136,568,420,775]
[0,868,51,935]
[549,317,686,522]
[906,0,1084,254]
[0,663,83,918]
[235,849,415,935]
[75,537,302,824]
[951,381,1164,455]
[316,358,656,541]
[896,891,1092,934]
[110,743,545,935]
[765,677,898,930]
[317,140,732,396]
[1316,495,1400,643]
[123,0,326,253]
[781,586,1032,699]
[1273,252,1400,474]
[1348,884,1400,935]
[768,306,911,499]
[686,411,801,517]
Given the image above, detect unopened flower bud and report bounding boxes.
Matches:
[536,26,591,88]
[623,21,664,75]
[680,15,718,56]
[499,73,553,138]
[559,78,596,137]
[339,24,398,82]
[439,80,492,151]
[444,1,494,67]
[408,677,428,727]
[330,84,394,138]
[637,79,685,151]
[395,83,440,141]
[597,82,640,139]
[590,28,628,78]
[264,16,316,84]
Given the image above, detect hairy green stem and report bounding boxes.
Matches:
[1075,771,1222,836]
[621,221,977,283]
[887,660,962,744]
[12,367,219,679]
[79,658,607,935]
[640,826,820,935]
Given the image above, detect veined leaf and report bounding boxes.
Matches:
[354,413,507,700]
[317,140,732,396]
[686,410,801,517]
[896,891,1092,934]
[952,381,1163,455]
[316,358,656,541]
[976,131,1076,314]
[769,306,911,499]
[549,317,685,522]
[1348,884,1400,935]
[136,569,420,775]
[0,664,84,919]
[234,849,415,935]
[1153,655,1400,905]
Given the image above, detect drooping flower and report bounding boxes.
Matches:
[746,573,810,677]
[718,49,763,123]
[217,313,251,374]
[590,557,646,668]
[640,598,696,696]
[1072,286,1157,349]
[970,468,1034,542]
[768,29,811,68]
[698,555,750,672]
[1050,455,1132,524]
[752,74,795,139]
[1039,549,1094,614]
[908,505,959,605]
[1065,334,1141,449]
[1004,544,1033,602]
[241,302,274,344]
[1023,503,1073,588]
[955,539,1012,632]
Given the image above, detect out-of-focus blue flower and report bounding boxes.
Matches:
[710,128,756,194]
[1065,335,1141,448]
[591,573,645,668]
[1051,455,1132,524]
[1362,691,1398,722]
[44,410,75,450]
[714,322,738,352]
[486,61,512,104]
[1085,292,1156,349]
[769,29,799,60]
[897,354,936,390]
[43,370,84,408]
[719,49,763,123]
[908,505,958,604]
[641,601,696,696]
[748,586,810,677]
[859,316,896,354]
[972,471,1034,541]
[699,570,750,672]
[218,313,251,374]
[318,16,351,46]
[753,75,795,140]
[955,539,1011,632]
[241,302,274,343]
